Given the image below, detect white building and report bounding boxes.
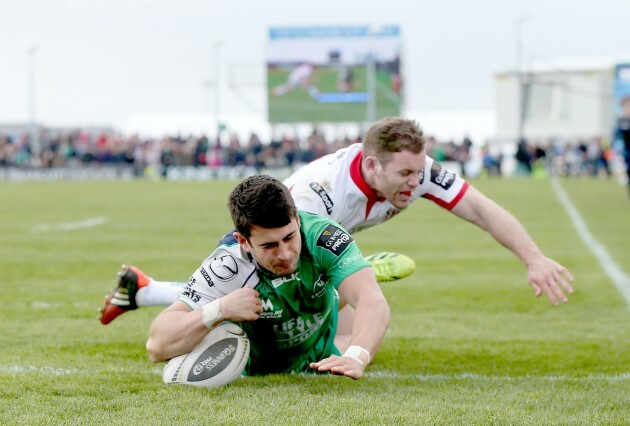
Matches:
[494,55,630,144]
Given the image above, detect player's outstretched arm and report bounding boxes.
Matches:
[310,267,390,379]
[450,185,574,305]
[146,301,209,363]
[146,288,262,362]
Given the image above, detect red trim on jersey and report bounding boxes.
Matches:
[349,150,384,218]
[422,181,470,210]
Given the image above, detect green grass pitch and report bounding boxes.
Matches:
[0,177,629,424]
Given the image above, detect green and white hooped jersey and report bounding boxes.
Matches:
[179,211,370,376]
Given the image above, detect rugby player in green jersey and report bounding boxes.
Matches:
[146,175,390,378]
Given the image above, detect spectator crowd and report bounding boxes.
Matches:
[0,127,626,181]
[0,129,355,177]
[510,136,620,179]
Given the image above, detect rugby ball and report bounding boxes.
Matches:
[162,322,249,388]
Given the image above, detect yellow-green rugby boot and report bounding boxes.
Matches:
[364,252,416,283]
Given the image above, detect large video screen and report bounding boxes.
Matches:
[267,25,402,124]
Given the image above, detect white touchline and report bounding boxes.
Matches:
[2,365,628,381]
[364,371,630,382]
[551,179,630,311]
[31,217,108,233]
[0,365,162,376]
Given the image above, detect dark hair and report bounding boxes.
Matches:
[228,175,297,238]
[363,117,425,163]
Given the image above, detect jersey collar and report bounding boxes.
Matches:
[350,150,386,218]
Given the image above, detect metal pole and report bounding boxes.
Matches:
[213,40,223,135]
[366,27,377,124]
[202,80,212,114]
[515,16,529,143]
[367,53,376,123]
[27,45,40,157]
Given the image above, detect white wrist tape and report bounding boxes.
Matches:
[343,345,371,366]
[201,299,223,328]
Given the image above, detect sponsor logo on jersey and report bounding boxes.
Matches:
[209,255,238,281]
[429,162,456,190]
[327,150,347,165]
[309,182,334,214]
[261,298,274,311]
[199,267,215,287]
[337,254,361,269]
[273,313,326,349]
[181,285,201,303]
[419,167,425,184]
[259,298,283,319]
[271,272,300,288]
[317,224,353,256]
[311,274,328,298]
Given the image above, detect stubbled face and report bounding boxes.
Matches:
[236,217,301,276]
[371,150,425,209]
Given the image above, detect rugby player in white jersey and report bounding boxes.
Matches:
[100,117,574,326]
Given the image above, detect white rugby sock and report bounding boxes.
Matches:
[135,280,186,306]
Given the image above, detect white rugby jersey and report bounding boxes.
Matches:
[284,143,469,234]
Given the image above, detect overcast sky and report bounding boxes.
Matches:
[1,0,629,135]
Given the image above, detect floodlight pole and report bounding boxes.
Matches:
[213,40,224,135]
[367,54,376,123]
[27,45,40,157]
[366,28,377,124]
[515,16,529,144]
[203,79,212,113]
